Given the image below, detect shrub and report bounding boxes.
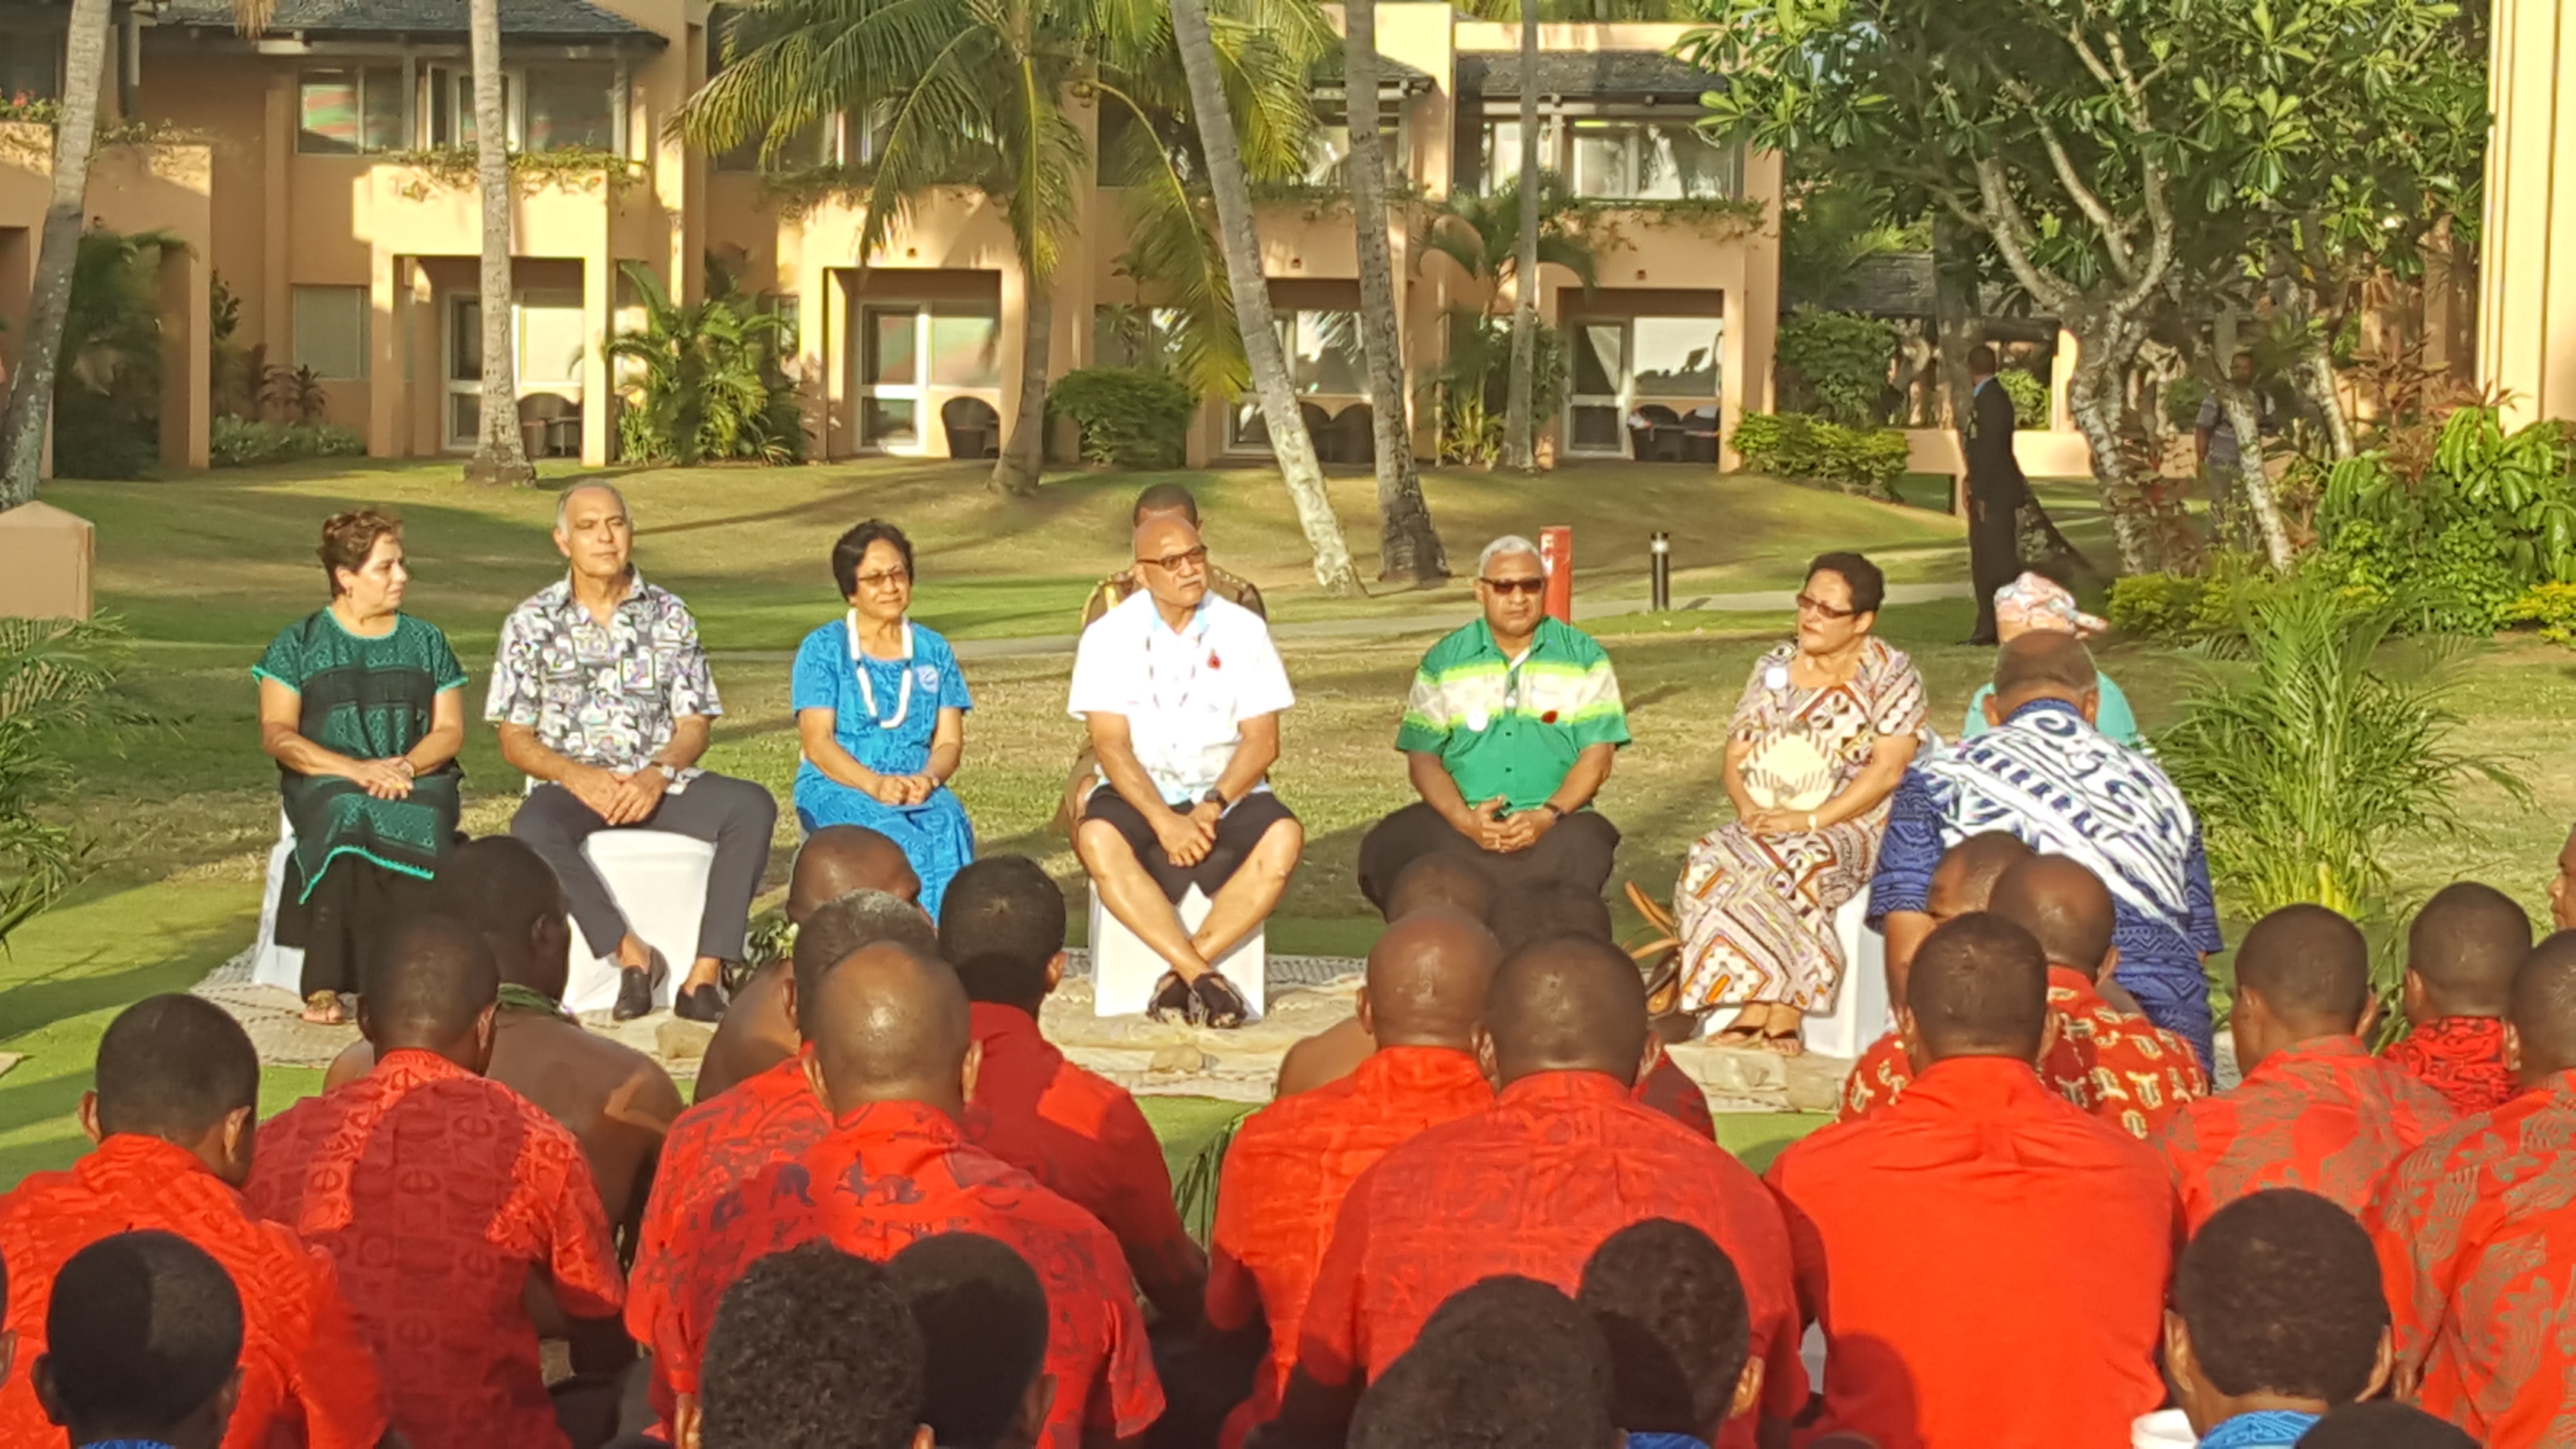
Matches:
[2106,573,2207,643]
[2502,581,2576,646]
[53,226,183,480]
[1731,411,1909,497]
[2164,376,2209,433]
[0,616,125,943]
[1998,368,2048,430]
[1774,306,1897,426]
[1046,367,1198,469]
[2156,568,2528,923]
[606,260,802,466]
[209,417,367,468]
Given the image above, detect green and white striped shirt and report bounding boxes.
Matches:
[1395,616,1629,812]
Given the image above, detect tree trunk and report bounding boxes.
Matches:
[1344,0,1445,582]
[463,0,536,488]
[0,0,111,504]
[2213,381,2294,569]
[2296,328,2356,461]
[1169,0,1360,595]
[990,281,1049,495]
[2064,316,2159,574]
[1931,214,1980,435]
[1499,0,1541,473]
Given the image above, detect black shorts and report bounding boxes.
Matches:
[1083,786,1298,903]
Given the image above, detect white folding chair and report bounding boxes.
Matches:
[250,809,306,995]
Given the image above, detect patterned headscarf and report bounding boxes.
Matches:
[1994,572,2108,637]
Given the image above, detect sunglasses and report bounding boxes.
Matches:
[1480,577,1546,596]
[1795,593,1861,620]
[1138,545,1210,573]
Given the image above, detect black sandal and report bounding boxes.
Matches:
[1148,971,1199,1024]
[1193,972,1251,1029]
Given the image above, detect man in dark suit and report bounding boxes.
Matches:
[1962,344,2029,645]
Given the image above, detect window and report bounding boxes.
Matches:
[299,67,405,155]
[517,292,586,385]
[1563,315,1724,454]
[0,30,62,102]
[1567,119,1739,201]
[928,309,1000,387]
[1288,311,1363,395]
[1631,318,1719,397]
[292,286,369,379]
[858,302,1001,453]
[1478,119,1546,194]
[523,65,615,152]
[1094,305,1185,370]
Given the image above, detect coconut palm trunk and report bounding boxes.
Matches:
[991,281,1049,494]
[1344,0,1445,581]
[1169,0,1361,595]
[464,0,536,487]
[1498,0,1540,472]
[0,0,113,504]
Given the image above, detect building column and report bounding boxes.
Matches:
[583,241,614,466]
[261,75,293,360]
[1715,247,1752,472]
[2049,328,2078,431]
[369,250,403,457]
[157,246,208,470]
[2479,0,2576,426]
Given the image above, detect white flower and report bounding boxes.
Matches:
[1763,664,1790,692]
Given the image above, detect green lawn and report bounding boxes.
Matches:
[4,455,2565,1186]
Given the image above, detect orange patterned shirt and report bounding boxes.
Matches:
[1840,966,2206,1139]
[1288,1071,1804,1449]
[0,1134,391,1449]
[2386,1015,2518,1117]
[1208,1046,1494,1448]
[2154,1035,2455,1233]
[2365,1070,2576,1446]
[1637,1048,1717,1139]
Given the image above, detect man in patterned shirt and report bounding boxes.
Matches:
[2387,882,2529,1115]
[489,482,779,1023]
[248,914,624,1449]
[2367,929,2576,1445]
[2157,905,2453,1232]
[1357,535,1629,911]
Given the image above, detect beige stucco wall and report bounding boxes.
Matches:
[2479,0,2576,426]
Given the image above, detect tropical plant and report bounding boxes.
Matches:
[1421,306,1565,469]
[1341,0,1444,582]
[260,363,330,425]
[1997,368,2047,431]
[1419,176,1598,298]
[461,0,534,486]
[53,226,186,481]
[605,261,801,466]
[1777,162,1919,302]
[209,417,366,467]
[1688,0,2485,575]
[1169,0,1361,592]
[2156,569,2528,922]
[1773,307,1896,427]
[2310,405,2576,634]
[2502,581,2576,648]
[1729,412,1909,498]
[1047,366,1197,468]
[0,615,124,942]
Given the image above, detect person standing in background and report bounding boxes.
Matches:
[1962,345,2027,647]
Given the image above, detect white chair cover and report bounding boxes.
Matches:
[250,808,306,994]
[1088,885,1267,1021]
[564,830,718,1016]
[1800,893,1889,1059]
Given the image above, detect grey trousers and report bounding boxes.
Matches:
[509,773,778,964]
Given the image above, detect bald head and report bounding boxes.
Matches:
[2408,882,2532,1016]
[1483,935,1650,1085]
[2236,904,2371,1034]
[1987,855,2116,979]
[789,826,921,921]
[1991,632,2098,715]
[360,914,500,1056]
[1905,913,2049,1063]
[1929,832,2034,919]
[1364,908,1503,1051]
[2511,931,2576,1078]
[1384,853,1499,925]
[805,942,973,1115]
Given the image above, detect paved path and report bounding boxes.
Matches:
[716,579,1974,664]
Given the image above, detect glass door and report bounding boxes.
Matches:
[1566,322,1627,455]
[446,295,481,450]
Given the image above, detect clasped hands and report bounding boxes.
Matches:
[348,757,417,801]
[857,770,940,808]
[562,761,677,825]
[1457,796,1557,854]
[1153,800,1226,868]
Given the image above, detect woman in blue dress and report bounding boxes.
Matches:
[792,519,976,914]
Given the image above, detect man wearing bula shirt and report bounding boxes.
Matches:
[1356,534,1630,911]
[1068,512,1301,1027]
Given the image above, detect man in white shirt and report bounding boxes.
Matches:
[1068,513,1302,1027]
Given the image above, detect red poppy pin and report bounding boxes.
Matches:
[1541,709,1559,724]
[1208,651,1224,669]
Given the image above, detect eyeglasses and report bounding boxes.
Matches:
[853,569,911,588]
[1795,593,1860,620]
[1480,577,1546,596]
[1138,546,1210,573]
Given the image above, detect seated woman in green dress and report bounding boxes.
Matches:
[255,510,467,1024]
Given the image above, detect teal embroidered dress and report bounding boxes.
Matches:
[254,611,466,993]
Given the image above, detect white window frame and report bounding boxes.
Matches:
[296,65,407,155]
[1563,315,1725,457]
[855,301,1003,456]
[291,285,370,380]
[423,61,625,154]
[442,291,593,451]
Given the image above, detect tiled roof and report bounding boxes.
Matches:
[157,0,659,42]
[1310,48,1439,93]
[1455,50,1722,100]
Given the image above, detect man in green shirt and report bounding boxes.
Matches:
[1356,536,1631,912]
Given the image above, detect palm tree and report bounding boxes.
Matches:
[604,261,801,464]
[1170,0,1360,593]
[1,0,274,501]
[1341,0,1445,582]
[463,0,536,486]
[1499,0,1540,472]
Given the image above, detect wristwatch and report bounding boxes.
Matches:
[1201,787,1229,809]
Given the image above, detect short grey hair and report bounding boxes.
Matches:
[556,481,631,531]
[1479,535,1542,576]
[792,887,942,987]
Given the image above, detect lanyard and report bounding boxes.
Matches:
[843,612,916,730]
[1144,604,1213,717]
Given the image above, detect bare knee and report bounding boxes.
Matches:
[1075,819,1134,873]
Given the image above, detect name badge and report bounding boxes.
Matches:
[915,664,941,691]
[1464,705,1490,732]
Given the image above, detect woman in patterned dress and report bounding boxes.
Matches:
[1674,552,1926,1053]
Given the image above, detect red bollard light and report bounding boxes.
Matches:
[1539,525,1574,624]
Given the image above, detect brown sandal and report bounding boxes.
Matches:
[301,990,347,1026]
